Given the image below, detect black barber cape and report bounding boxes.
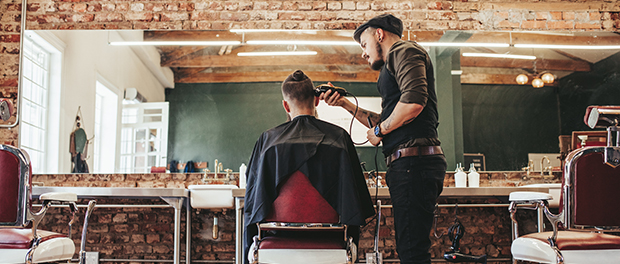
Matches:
[243,115,375,263]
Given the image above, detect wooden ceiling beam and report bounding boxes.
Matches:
[460,57,591,72]
[144,30,242,41]
[162,53,368,67]
[146,30,620,47]
[468,31,620,46]
[160,46,207,65]
[175,71,380,83]
[175,71,559,86]
[460,73,558,86]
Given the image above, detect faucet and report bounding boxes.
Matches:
[214,159,223,177]
[224,168,235,184]
[521,159,534,176]
[201,168,211,183]
[541,156,551,175]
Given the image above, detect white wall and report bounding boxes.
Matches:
[47,30,170,173]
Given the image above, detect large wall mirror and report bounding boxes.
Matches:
[21,29,620,174]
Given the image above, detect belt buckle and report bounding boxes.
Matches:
[394,149,402,159]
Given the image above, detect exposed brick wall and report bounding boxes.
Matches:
[1,0,620,141]
[0,0,21,145]
[18,0,620,31]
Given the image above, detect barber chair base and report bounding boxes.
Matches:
[512,237,620,264]
[0,237,75,264]
[257,249,348,264]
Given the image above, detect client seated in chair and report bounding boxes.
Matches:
[243,70,375,264]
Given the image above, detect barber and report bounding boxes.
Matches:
[320,14,447,264]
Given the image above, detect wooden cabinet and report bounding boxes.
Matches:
[571,130,607,151]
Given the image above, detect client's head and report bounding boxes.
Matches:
[281,70,319,120]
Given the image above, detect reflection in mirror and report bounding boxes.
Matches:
[22,29,620,173]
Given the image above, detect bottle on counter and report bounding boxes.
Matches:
[239,163,247,189]
[468,163,480,187]
[454,163,467,187]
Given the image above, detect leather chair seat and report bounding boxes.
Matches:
[522,231,620,250]
[0,229,65,250]
[259,235,345,250]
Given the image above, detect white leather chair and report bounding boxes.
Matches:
[0,144,96,264]
[508,106,620,264]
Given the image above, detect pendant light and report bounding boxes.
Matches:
[532,77,545,88]
[515,74,529,85]
[541,72,555,84]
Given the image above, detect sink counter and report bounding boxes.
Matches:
[32,186,189,198]
[32,186,190,264]
[232,186,550,198]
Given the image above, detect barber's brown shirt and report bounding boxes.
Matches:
[385,40,441,148]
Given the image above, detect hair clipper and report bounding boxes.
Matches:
[314,84,349,97]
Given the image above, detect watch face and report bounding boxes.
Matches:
[374,125,380,136]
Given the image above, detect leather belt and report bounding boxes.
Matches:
[386,146,443,166]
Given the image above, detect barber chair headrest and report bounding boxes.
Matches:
[585,106,620,129]
[0,99,13,122]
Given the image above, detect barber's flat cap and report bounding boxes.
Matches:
[353,14,403,43]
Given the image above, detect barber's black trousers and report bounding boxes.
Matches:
[385,155,446,264]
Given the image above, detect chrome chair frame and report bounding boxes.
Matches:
[0,144,96,264]
[509,106,620,264]
[253,222,354,264]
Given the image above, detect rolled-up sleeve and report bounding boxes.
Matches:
[387,43,429,106]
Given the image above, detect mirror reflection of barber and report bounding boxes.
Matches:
[320,14,447,264]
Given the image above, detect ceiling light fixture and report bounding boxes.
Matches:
[515,72,555,88]
[516,74,529,85]
[109,41,241,46]
[514,44,620,50]
[418,42,510,48]
[247,40,359,46]
[531,78,545,88]
[541,72,555,83]
[462,53,536,60]
[237,51,318,56]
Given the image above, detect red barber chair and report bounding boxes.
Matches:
[248,171,356,264]
[508,106,620,264]
[0,144,96,263]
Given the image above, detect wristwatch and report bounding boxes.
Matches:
[374,124,384,137]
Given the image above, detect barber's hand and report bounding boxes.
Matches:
[318,82,347,107]
[319,89,345,107]
[367,128,382,146]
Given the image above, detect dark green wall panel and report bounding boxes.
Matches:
[461,84,559,171]
[166,81,387,172]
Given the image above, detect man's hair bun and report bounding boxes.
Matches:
[292,70,307,81]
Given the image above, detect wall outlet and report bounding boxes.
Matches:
[366,252,383,264]
[84,252,99,264]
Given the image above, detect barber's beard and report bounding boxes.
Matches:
[370,43,385,71]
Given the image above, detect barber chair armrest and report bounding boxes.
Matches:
[509,191,553,240]
[39,192,78,203]
[509,191,553,204]
[29,192,79,245]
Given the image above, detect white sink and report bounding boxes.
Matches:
[520,183,562,208]
[188,184,238,209]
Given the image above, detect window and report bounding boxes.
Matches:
[19,32,62,173]
[120,102,169,173]
[93,79,119,173]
